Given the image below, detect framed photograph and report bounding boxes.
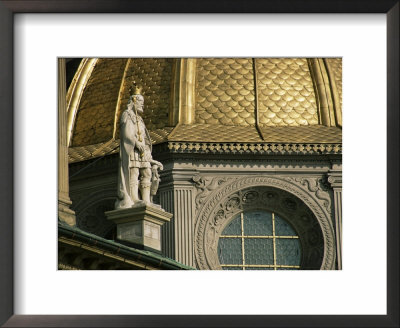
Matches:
[60,56,342,273]
[0,1,398,327]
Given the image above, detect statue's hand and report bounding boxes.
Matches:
[136,142,145,154]
[150,159,163,170]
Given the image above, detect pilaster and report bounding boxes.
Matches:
[58,58,76,226]
[159,169,196,267]
[327,169,342,269]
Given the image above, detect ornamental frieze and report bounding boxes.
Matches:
[166,142,341,155]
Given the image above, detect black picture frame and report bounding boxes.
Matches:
[0,1,398,327]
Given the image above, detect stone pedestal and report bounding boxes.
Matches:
[105,203,172,252]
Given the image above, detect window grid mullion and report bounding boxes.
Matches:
[272,212,277,271]
[241,212,245,270]
[219,211,300,270]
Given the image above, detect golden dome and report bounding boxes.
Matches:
[67,58,342,161]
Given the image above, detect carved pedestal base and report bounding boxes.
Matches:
[58,197,76,226]
[105,203,172,252]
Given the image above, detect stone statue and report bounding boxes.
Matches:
[115,88,163,209]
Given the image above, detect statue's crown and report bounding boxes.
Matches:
[133,85,142,95]
[130,82,142,95]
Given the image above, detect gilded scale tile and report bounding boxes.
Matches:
[195,58,256,125]
[72,59,127,147]
[256,58,318,126]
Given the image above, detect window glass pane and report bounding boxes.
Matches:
[218,238,242,264]
[221,215,241,235]
[275,215,297,236]
[275,239,301,266]
[218,210,302,270]
[243,211,272,235]
[244,239,273,265]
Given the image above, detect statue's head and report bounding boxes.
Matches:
[128,94,144,113]
[128,85,144,114]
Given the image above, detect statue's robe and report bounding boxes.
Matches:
[115,109,136,209]
[128,116,152,169]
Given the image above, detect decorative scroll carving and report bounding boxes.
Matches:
[288,177,332,214]
[194,176,335,270]
[192,175,230,209]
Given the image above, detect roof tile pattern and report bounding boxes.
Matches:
[115,58,174,136]
[170,124,261,142]
[256,58,318,126]
[168,124,341,143]
[195,58,256,125]
[151,127,174,144]
[69,139,119,163]
[259,125,341,143]
[72,59,127,147]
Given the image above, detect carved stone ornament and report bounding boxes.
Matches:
[287,176,332,214]
[194,176,336,270]
[192,175,230,210]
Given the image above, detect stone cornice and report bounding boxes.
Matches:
[158,141,342,156]
[69,140,342,164]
